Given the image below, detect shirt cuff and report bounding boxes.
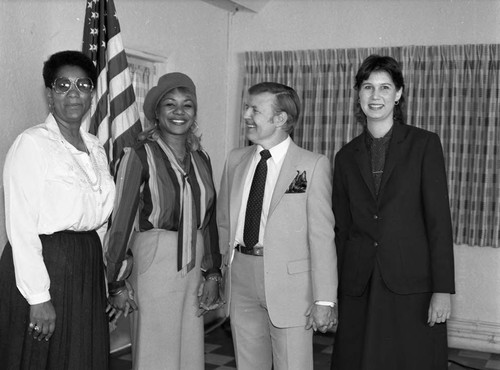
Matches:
[314,300,336,308]
[26,291,51,305]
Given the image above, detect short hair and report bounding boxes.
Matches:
[42,50,97,88]
[248,82,301,133]
[354,54,406,125]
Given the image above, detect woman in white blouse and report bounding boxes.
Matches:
[0,50,115,369]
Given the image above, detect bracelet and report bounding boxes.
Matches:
[206,274,222,284]
[109,287,126,297]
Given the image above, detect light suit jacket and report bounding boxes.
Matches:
[217,140,338,328]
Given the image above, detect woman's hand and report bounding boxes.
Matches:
[197,275,224,316]
[427,292,451,327]
[29,300,56,342]
[108,284,138,326]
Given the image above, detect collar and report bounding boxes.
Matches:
[256,136,291,164]
[45,113,98,152]
[365,125,393,149]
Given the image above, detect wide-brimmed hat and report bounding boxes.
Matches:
[143,72,197,121]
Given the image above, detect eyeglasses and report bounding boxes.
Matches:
[51,77,94,94]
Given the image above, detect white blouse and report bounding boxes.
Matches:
[3,114,115,305]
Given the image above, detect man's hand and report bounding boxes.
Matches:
[197,276,225,317]
[305,303,337,333]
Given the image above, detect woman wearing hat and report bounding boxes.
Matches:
[105,72,223,369]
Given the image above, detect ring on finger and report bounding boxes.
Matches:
[34,325,40,332]
[29,322,35,329]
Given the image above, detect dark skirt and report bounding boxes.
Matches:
[331,262,448,370]
[0,231,109,370]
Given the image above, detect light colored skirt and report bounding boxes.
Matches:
[129,229,204,370]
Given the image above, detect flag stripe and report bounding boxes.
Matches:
[107,35,126,63]
[110,84,136,119]
[94,89,109,127]
[109,63,132,98]
[112,103,141,138]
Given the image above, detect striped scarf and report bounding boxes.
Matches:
[157,139,197,275]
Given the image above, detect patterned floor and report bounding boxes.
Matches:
[110,320,500,369]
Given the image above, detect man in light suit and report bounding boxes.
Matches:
[217,82,338,370]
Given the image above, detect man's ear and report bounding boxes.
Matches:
[274,111,288,127]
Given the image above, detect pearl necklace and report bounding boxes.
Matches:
[69,148,102,194]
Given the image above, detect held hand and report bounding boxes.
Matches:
[197,277,225,317]
[199,280,219,307]
[107,293,138,328]
[106,303,123,329]
[108,284,138,324]
[29,300,56,342]
[109,289,130,312]
[305,304,337,333]
[427,292,451,327]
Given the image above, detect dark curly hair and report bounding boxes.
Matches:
[354,55,406,125]
[42,50,97,88]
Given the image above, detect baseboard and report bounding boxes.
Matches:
[447,318,500,354]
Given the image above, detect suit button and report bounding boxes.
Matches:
[373,214,379,220]
[373,242,379,247]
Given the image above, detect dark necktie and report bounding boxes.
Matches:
[243,150,272,248]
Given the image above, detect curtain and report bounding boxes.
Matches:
[129,62,153,130]
[242,44,500,247]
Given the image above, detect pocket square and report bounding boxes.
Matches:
[286,170,307,193]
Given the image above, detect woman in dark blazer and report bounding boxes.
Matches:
[331,55,455,370]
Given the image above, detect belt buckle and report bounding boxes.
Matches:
[253,246,263,256]
[236,244,263,257]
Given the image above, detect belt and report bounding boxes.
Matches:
[235,244,263,256]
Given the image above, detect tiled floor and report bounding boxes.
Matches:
[110,320,500,369]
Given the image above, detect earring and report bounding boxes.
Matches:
[394,100,400,105]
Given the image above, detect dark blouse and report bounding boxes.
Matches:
[365,127,393,195]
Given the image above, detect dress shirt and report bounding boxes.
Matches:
[235,136,291,247]
[3,114,115,305]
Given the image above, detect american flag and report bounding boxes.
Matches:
[82,0,142,173]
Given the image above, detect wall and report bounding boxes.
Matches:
[0,0,229,248]
[1,0,499,353]
[225,0,500,353]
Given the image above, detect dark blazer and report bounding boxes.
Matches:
[333,123,455,297]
